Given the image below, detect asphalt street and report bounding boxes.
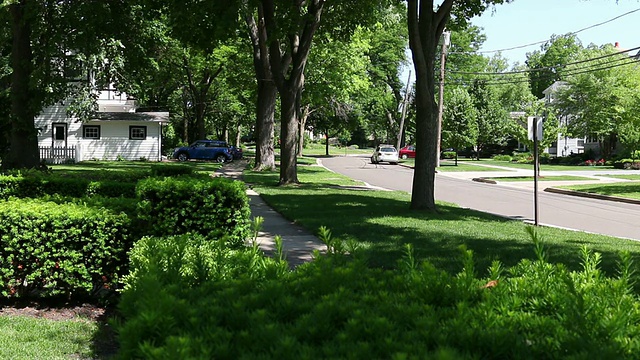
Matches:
[320,155,640,241]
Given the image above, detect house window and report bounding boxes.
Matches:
[577,139,585,147]
[129,126,147,140]
[83,125,101,139]
[53,123,66,140]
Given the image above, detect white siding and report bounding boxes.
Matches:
[78,121,162,161]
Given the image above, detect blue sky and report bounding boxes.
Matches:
[470,0,640,65]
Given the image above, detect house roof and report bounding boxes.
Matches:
[542,81,568,95]
[93,111,169,123]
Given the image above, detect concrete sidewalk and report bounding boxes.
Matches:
[215,160,326,267]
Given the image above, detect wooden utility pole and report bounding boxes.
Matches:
[436,31,450,167]
[396,71,412,151]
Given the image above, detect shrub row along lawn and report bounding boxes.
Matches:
[7,160,640,358]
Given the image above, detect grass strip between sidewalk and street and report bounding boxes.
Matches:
[557,182,640,201]
[482,175,597,182]
[244,165,640,276]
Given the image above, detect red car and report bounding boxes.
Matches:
[399,145,416,159]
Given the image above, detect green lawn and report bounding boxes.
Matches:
[465,159,615,171]
[245,166,640,276]
[438,161,516,172]
[398,158,514,172]
[0,316,100,359]
[598,174,640,181]
[299,143,372,156]
[558,182,640,200]
[483,175,596,182]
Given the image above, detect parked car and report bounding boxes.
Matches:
[371,144,399,165]
[173,140,233,163]
[228,145,243,160]
[399,145,416,159]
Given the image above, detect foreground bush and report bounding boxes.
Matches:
[0,172,137,198]
[116,229,640,359]
[136,176,250,247]
[0,199,132,298]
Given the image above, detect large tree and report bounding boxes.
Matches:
[442,87,478,165]
[243,0,389,185]
[554,44,640,159]
[525,34,583,99]
[1,1,130,170]
[407,0,511,211]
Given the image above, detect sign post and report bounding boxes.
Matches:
[528,117,542,226]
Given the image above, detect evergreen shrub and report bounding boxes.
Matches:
[492,154,512,162]
[115,229,640,359]
[135,177,250,247]
[0,198,132,298]
[0,173,137,198]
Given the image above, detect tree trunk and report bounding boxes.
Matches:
[298,104,310,156]
[3,1,40,170]
[235,123,242,147]
[279,87,299,184]
[325,131,329,156]
[245,7,276,171]
[407,0,452,211]
[254,79,277,170]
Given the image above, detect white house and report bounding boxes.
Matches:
[35,84,168,163]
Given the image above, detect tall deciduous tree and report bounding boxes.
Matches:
[1,1,129,170]
[442,87,478,165]
[407,0,511,211]
[468,79,509,159]
[526,34,582,99]
[554,44,640,159]
[243,0,389,185]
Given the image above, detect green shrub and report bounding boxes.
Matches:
[115,229,640,359]
[150,164,194,177]
[614,159,640,170]
[492,154,512,162]
[0,198,132,299]
[135,177,251,246]
[0,173,137,199]
[442,151,456,159]
[116,233,289,359]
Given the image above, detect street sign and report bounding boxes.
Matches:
[528,116,543,141]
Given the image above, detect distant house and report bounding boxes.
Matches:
[35,84,168,163]
[542,81,588,157]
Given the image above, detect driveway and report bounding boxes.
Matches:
[320,155,640,241]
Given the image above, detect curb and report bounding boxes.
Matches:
[544,187,640,205]
[472,177,497,184]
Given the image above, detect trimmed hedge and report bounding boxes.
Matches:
[136,176,250,247]
[614,159,640,170]
[150,164,195,177]
[116,232,640,359]
[0,173,137,198]
[0,198,132,298]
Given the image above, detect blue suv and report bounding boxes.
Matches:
[173,140,233,163]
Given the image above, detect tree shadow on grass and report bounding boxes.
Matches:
[257,188,640,277]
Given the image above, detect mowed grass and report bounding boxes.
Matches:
[484,175,596,182]
[599,174,640,181]
[0,316,99,360]
[472,159,615,171]
[559,182,640,200]
[245,166,640,276]
[399,159,511,172]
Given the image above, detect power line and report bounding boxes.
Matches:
[447,57,640,86]
[449,7,640,56]
[449,46,640,76]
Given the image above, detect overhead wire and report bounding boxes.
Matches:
[448,7,640,56]
[446,56,640,86]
